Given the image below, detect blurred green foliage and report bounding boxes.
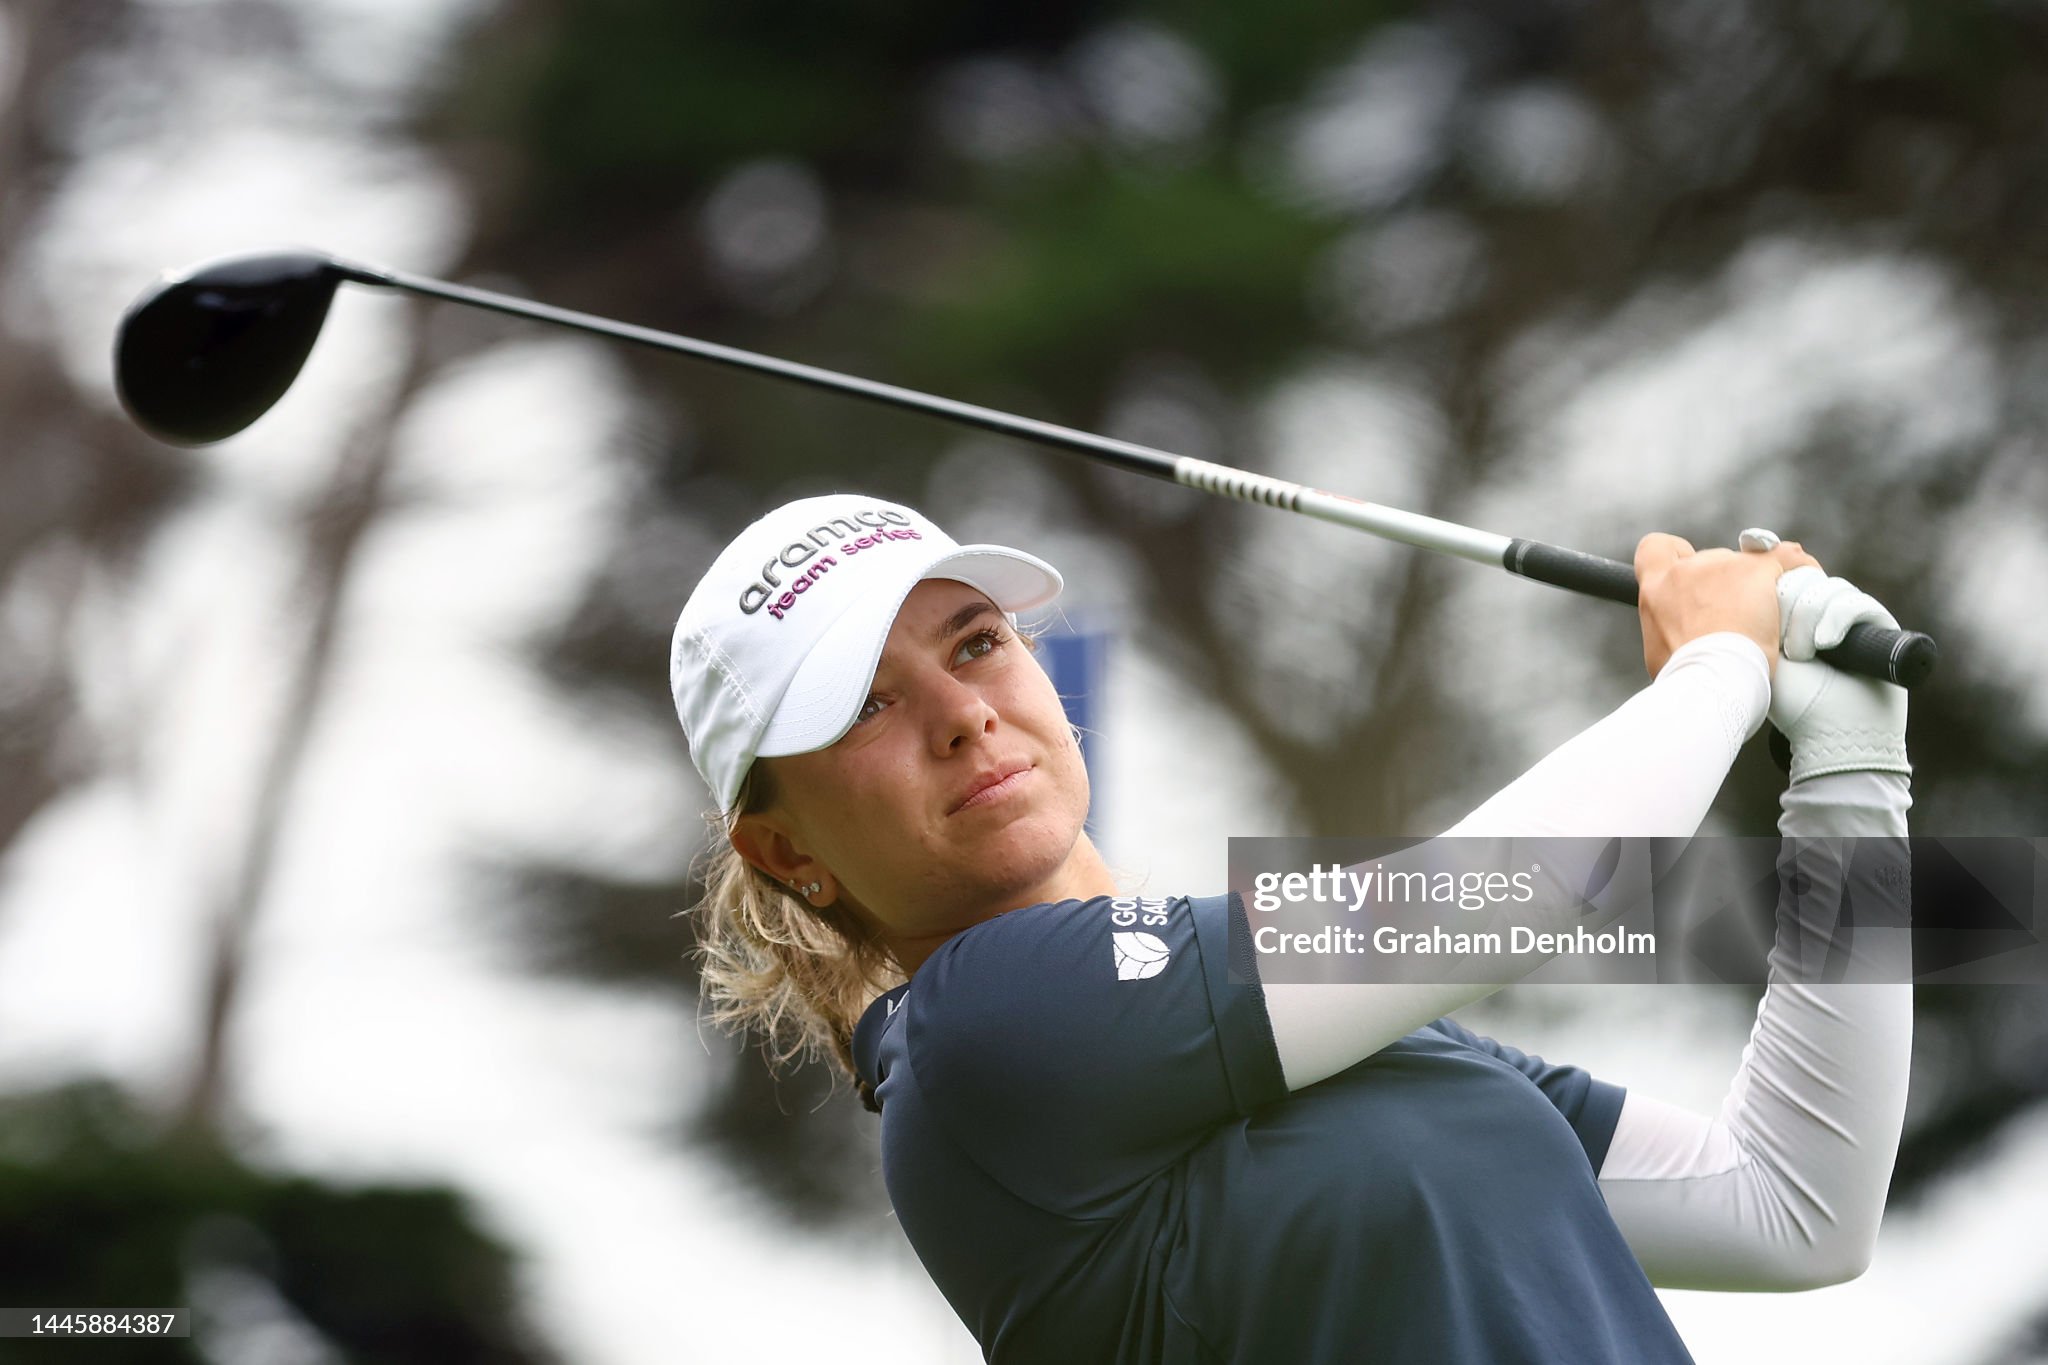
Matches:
[0,1082,556,1362]
[898,163,1340,388]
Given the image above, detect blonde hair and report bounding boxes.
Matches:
[691,758,905,1114]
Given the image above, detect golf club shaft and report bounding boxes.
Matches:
[343,261,1934,688]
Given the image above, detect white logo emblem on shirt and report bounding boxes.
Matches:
[1112,931,1172,981]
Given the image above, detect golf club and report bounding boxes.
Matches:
[113,248,1937,687]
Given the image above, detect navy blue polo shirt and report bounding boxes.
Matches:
[851,892,1695,1364]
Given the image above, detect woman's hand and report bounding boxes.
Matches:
[1634,532,1821,679]
[1768,568,1912,782]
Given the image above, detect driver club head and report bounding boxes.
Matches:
[114,250,351,446]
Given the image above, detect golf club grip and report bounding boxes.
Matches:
[1502,538,1937,688]
[1822,621,1939,690]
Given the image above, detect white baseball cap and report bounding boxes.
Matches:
[669,493,1063,811]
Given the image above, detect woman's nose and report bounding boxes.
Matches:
[928,672,998,753]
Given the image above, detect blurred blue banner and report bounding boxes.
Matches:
[1041,627,1110,837]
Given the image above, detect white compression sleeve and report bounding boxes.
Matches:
[1263,633,1772,1092]
[1596,769,1914,1289]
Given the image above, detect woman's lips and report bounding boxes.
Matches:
[952,766,1032,813]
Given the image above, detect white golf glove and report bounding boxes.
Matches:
[1767,564,1912,784]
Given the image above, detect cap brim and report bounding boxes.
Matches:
[755,543,1063,758]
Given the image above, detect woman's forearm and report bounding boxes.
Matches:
[1597,770,1914,1289]
[1263,633,1773,1091]
[1444,632,1771,840]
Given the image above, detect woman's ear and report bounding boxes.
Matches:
[729,813,832,903]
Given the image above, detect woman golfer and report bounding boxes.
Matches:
[668,492,1912,1363]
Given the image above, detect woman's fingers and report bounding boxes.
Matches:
[1739,528,1823,576]
[1634,532,1697,583]
[1770,540,1821,574]
[1634,529,1832,679]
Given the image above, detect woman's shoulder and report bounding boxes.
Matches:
[932,891,1228,969]
[905,891,1240,1034]
[867,888,1286,1173]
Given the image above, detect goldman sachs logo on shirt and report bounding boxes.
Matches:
[1108,897,1174,980]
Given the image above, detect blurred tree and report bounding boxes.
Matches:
[0,1081,558,1363]
[0,4,563,1355]
[0,0,191,865]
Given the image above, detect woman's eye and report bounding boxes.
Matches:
[954,627,1005,666]
[854,695,887,724]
